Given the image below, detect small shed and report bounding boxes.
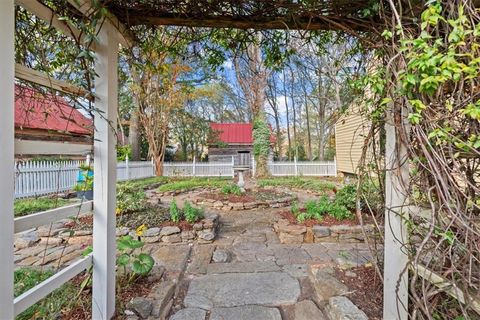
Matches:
[208,123,254,167]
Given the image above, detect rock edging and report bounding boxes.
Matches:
[273,219,380,244]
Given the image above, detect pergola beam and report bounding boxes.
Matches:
[122,15,369,31]
[16,0,83,41]
[15,63,92,100]
[67,0,133,48]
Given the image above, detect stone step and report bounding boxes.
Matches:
[210,305,282,320]
[184,272,300,310]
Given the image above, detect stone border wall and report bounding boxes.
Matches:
[15,214,220,250]
[194,195,296,211]
[273,218,380,244]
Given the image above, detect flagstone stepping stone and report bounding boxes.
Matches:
[184,272,300,310]
[170,308,206,320]
[206,261,281,274]
[210,305,282,320]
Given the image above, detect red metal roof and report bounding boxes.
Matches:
[210,122,276,145]
[210,123,253,144]
[15,86,92,136]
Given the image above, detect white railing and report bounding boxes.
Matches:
[13,202,94,316]
[15,160,84,198]
[267,158,337,176]
[163,158,234,177]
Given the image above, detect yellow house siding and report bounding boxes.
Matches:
[335,107,370,175]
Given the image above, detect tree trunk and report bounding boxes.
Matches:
[282,69,292,160]
[129,107,141,160]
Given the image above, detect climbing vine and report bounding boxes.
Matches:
[356,1,480,318]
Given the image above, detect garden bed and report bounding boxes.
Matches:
[194,188,296,211]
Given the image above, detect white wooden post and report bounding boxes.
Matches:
[125,154,129,180]
[334,156,337,177]
[92,22,118,320]
[383,106,409,319]
[192,156,196,177]
[231,156,235,178]
[86,154,91,166]
[294,156,298,176]
[0,1,15,318]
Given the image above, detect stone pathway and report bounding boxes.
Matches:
[14,189,373,319]
[163,208,373,320]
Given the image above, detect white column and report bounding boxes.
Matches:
[92,22,118,320]
[383,105,409,319]
[0,1,15,318]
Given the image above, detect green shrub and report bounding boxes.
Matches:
[335,184,357,211]
[292,192,355,223]
[221,183,242,195]
[184,201,204,223]
[15,268,77,320]
[117,182,147,214]
[14,198,69,217]
[329,203,354,220]
[169,200,180,223]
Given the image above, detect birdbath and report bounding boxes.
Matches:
[234,167,249,193]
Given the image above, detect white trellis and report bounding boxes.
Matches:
[0,0,129,318]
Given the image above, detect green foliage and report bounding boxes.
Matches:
[221,183,242,195]
[291,185,357,223]
[15,268,77,320]
[169,200,180,223]
[252,116,271,158]
[334,184,357,211]
[121,176,170,190]
[258,177,336,193]
[158,177,230,193]
[184,201,204,223]
[117,236,154,277]
[117,145,132,161]
[116,182,147,214]
[74,165,93,191]
[14,198,69,217]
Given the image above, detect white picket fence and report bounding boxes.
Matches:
[268,159,337,177]
[162,159,234,178]
[117,160,155,181]
[15,160,84,198]
[14,157,337,198]
[15,159,156,199]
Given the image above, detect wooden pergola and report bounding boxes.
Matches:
[0,1,409,319]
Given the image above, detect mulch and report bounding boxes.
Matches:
[335,265,383,320]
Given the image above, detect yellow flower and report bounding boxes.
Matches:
[136,224,147,236]
[115,208,122,215]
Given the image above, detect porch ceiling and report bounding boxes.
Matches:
[101,0,383,32]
